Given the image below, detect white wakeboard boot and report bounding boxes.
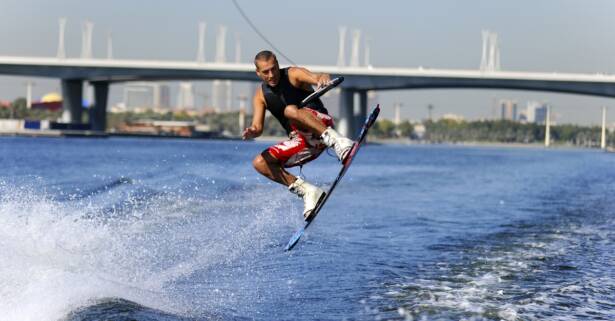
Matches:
[289,177,326,221]
[321,127,355,162]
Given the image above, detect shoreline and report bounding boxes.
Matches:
[0,131,609,152]
[258,135,608,151]
[0,129,107,138]
[368,138,611,151]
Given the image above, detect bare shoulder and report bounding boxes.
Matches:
[253,84,263,98]
[288,66,312,88]
[253,85,266,106]
[288,66,310,79]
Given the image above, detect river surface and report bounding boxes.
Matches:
[0,137,613,321]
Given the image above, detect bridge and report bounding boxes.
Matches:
[2,55,615,136]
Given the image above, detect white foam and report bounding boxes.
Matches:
[371,215,615,320]
[0,183,174,321]
[0,180,289,321]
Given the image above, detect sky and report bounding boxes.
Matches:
[1,0,615,125]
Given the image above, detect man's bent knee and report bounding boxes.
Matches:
[252,154,266,172]
[253,151,281,172]
[283,105,299,120]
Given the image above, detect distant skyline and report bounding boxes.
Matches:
[1,0,615,124]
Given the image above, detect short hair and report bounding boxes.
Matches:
[254,50,278,68]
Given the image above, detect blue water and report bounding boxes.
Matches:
[0,137,613,321]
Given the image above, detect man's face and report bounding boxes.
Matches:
[255,57,280,87]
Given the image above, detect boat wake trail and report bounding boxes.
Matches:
[362,173,615,320]
[0,178,292,321]
[54,176,135,201]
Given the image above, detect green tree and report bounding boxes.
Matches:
[371,119,396,138]
[397,120,414,137]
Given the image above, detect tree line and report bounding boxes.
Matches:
[370,118,615,147]
[2,97,613,146]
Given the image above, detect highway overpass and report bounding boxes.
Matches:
[2,55,615,136]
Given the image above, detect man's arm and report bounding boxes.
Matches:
[288,67,331,90]
[242,87,266,140]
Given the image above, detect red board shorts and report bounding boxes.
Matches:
[265,107,334,168]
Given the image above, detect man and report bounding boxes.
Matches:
[242,50,354,221]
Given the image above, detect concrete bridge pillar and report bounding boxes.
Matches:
[61,79,83,124]
[356,90,368,129]
[337,89,356,137]
[91,82,109,132]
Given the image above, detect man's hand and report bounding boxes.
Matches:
[242,126,260,140]
[316,73,331,89]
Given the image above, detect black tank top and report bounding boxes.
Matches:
[261,67,328,134]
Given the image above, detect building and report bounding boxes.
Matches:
[117,120,196,137]
[440,113,465,122]
[520,101,549,124]
[176,82,195,110]
[115,120,219,138]
[31,92,63,111]
[500,99,518,121]
[158,85,171,110]
[123,82,171,111]
[534,105,548,124]
[413,123,426,139]
[124,86,152,110]
[522,101,539,123]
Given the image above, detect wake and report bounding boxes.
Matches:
[0,178,293,321]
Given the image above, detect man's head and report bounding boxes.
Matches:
[254,50,280,87]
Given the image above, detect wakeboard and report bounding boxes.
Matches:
[285,104,381,251]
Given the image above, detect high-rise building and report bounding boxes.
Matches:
[177,82,195,109]
[534,105,548,124]
[158,85,171,109]
[523,101,548,124]
[500,99,517,121]
[123,82,171,110]
[124,86,153,110]
[523,101,539,123]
